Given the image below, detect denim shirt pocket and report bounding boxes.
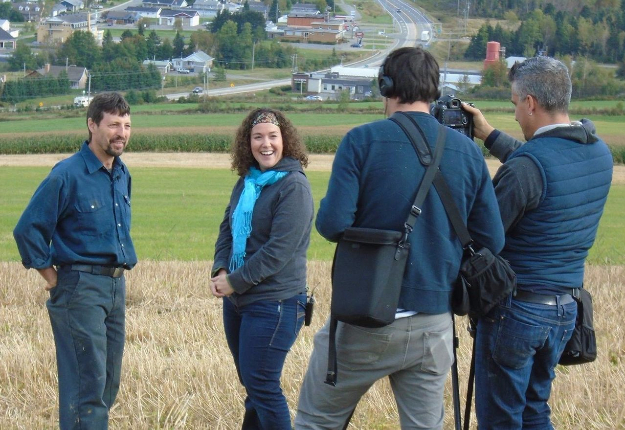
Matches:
[74,198,109,236]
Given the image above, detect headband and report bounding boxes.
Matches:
[251,111,280,128]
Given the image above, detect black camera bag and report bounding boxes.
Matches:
[559,288,596,365]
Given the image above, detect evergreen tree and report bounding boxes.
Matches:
[464,24,490,60]
[158,38,174,60]
[183,39,197,57]
[269,0,279,22]
[121,29,134,40]
[146,30,161,60]
[173,31,185,58]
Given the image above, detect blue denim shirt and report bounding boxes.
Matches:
[13,142,137,269]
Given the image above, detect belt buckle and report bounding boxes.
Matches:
[112,267,125,277]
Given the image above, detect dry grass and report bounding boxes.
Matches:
[1,261,624,429]
[2,154,625,185]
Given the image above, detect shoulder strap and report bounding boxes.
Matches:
[390,112,474,250]
[389,112,447,233]
[433,173,473,249]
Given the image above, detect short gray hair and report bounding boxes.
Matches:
[508,56,571,113]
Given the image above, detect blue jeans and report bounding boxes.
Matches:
[223,294,306,430]
[47,267,126,430]
[475,294,577,430]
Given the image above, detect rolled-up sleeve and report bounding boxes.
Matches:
[13,174,67,269]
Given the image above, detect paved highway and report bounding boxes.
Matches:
[164,0,434,100]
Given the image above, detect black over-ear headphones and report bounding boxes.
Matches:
[378,63,394,98]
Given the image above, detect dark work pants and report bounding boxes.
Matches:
[47,267,126,430]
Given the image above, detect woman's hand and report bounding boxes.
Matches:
[211,269,234,298]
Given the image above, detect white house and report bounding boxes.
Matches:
[143,59,172,74]
[158,9,200,27]
[126,6,162,19]
[172,50,214,73]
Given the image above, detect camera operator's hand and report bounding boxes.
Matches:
[462,103,494,142]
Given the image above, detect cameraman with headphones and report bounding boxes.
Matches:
[295,47,505,430]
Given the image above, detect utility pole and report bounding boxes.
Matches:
[251,41,255,70]
[464,0,470,35]
[87,72,91,100]
[291,54,297,73]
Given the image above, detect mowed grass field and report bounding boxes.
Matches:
[1,152,625,428]
[1,162,624,264]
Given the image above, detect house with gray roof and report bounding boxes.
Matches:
[105,10,138,24]
[14,2,42,21]
[30,64,89,89]
[143,59,172,73]
[247,2,268,19]
[192,0,223,17]
[141,0,187,7]
[61,0,85,12]
[51,4,68,16]
[172,50,213,73]
[0,27,17,52]
[126,6,162,18]
[158,9,199,26]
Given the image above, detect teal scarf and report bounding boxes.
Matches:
[229,167,288,272]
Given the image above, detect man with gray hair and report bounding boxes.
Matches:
[463,56,612,429]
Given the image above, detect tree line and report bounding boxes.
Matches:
[0,74,70,104]
[464,3,625,63]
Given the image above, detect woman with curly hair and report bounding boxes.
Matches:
[211,108,313,429]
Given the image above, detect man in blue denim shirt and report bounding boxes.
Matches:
[13,92,137,430]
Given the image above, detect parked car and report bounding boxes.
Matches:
[177,68,190,74]
[192,87,203,94]
[350,43,362,48]
[305,95,323,101]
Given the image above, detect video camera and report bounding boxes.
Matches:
[431,95,474,139]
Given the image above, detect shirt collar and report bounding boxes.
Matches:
[533,123,576,138]
[80,141,126,175]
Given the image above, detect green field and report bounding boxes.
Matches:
[0,112,387,134]
[1,166,622,265]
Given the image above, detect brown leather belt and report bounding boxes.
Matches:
[514,289,578,306]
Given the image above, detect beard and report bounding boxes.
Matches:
[105,139,126,157]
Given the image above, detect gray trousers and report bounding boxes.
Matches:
[295,312,453,430]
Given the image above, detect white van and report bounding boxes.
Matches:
[73,96,92,107]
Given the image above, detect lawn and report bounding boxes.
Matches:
[1,166,623,265]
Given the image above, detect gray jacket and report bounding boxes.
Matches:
[213,157,313,307]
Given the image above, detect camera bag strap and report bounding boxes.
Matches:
[326,114,446,390]
[389,112,467,430]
